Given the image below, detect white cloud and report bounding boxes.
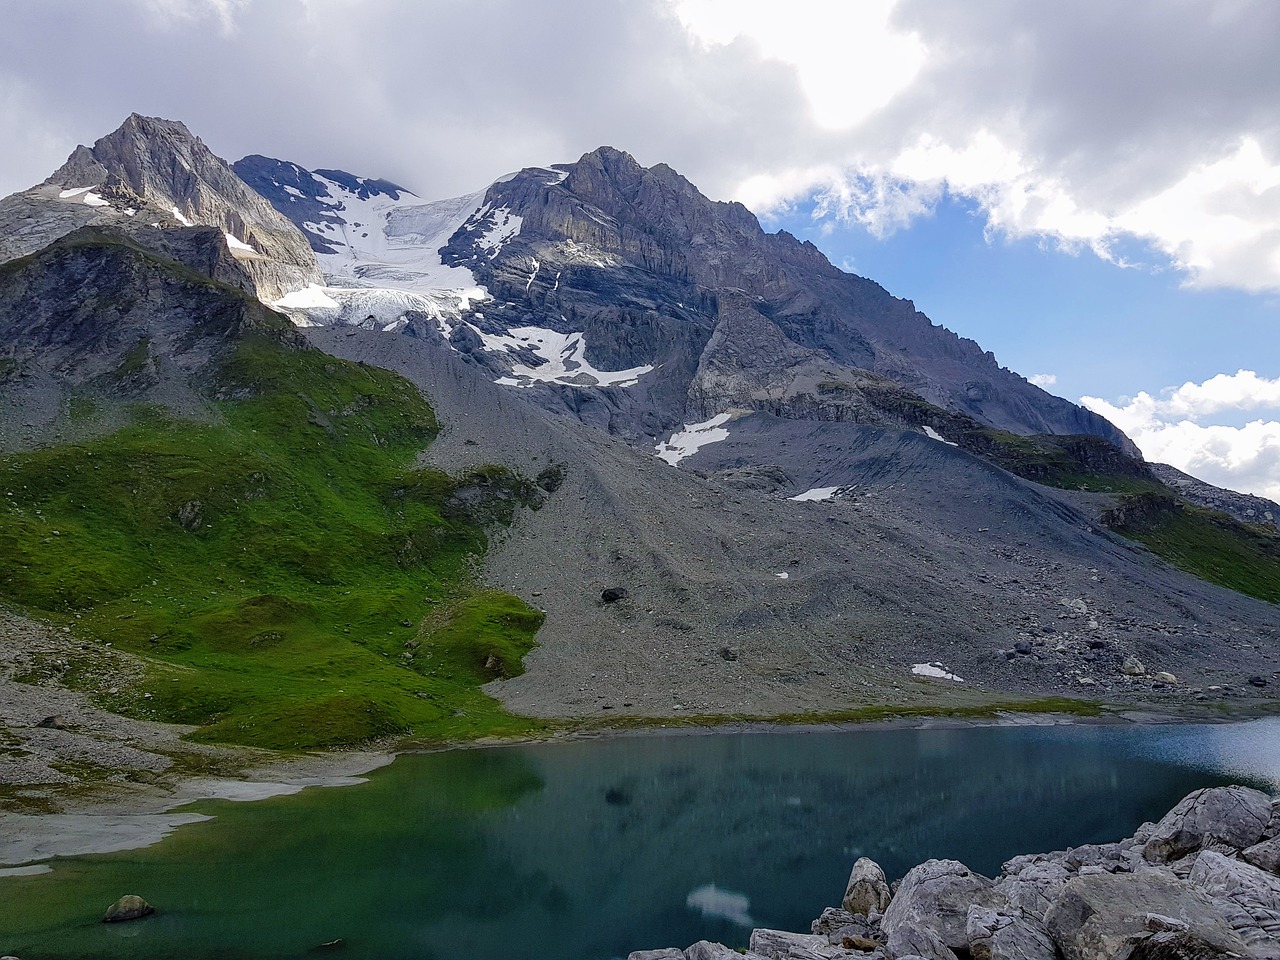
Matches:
[1029,373,1057,388]
[667,0,926,130]
[1082,370,1280,501]
[4,1,1280,294]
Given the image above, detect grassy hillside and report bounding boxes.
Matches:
[1104,493,1280,604]
[1,332,548,750]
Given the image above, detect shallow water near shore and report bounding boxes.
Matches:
[3,718,1279,960]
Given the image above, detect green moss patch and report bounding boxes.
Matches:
[1105,493,1280,603]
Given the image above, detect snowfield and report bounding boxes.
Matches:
[655,414,734,466]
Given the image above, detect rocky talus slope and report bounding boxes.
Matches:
[1150,464,1279,530]
[0,114,320,302]
[309,327,1280,719]
[631,785,1280,960]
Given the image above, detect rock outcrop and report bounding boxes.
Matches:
[628,787,1280,960]
[0,114,321,303]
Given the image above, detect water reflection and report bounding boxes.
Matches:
[2,719,1277,960]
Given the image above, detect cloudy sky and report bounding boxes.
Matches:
[2,0,1278,499]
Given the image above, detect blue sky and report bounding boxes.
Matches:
[766,193,1280,416]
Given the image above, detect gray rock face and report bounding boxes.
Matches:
[0,226,301,450]
[1044,873,1252,960]
[751,928,860,959]
[1143,786,1274,863]
[966,905,1056,960]
[885,924,958,960]
[1149,462,1279,529]
[684,941,767,960]
[845,857,893,917]
[628,950,687,960]
[993,858,1073,923]
[881,860,999,950]
[0,114,320,303]
[1244,837,1280,874]
[425,145,1140,452]
[1189,850,1280,943]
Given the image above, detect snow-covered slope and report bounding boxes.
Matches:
[234,155,652,391]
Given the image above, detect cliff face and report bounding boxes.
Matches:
[0,115,321,303]
[434,147,1137,453]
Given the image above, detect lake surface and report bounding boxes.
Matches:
[3,718,1279,960]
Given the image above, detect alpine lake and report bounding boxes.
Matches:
[3,717,1280,960]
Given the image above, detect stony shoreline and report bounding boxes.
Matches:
[629,786,1280,960]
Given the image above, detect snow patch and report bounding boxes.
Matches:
[274,284,340,310]
[525,258,540,293]
[224,232,256,254]
[82,191,109,207]
[789,486,840,502]
[922,425,958,446]
[479,325,653,388]
[912,663,965,682]
[477,207,523,258]
[655,414,733,466]
[171,206,193,226]
[58,186,92,198]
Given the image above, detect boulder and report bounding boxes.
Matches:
[1265,801,1280,841]
[1188,850,1280,942]
[1153,672,1178,684]
[814,907,862,936]
[881,860,999,950]
[845,858,892,916]
[993,859,1072,923]
[601,587,629,603]
[885,924,958,960]
[1143,786,1273,862]
[1044,872,1251,960]
[628,951,686,960]
[102,894,155,923]
[1122,656,1146,676]
[966,905,1057,960]
[684,942,768,960]
[35,715,70,730]
[1244,837,1280,874]
[751,928,856,959]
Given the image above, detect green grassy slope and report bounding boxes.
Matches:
[1103,493,1280,604]
[1,332,547,750]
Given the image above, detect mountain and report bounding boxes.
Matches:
[245,146,1137,459]
[1,116,1278,759]
[0,114,321,303]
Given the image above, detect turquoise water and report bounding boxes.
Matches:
[3,718,1279,960]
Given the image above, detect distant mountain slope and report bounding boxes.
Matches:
[249,146,1136,456]
[0,114,320,302]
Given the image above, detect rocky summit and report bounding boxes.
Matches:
[0,115,1278,762]
[629,786,1280,960]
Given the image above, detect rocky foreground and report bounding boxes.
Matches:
[631,786,1280,960]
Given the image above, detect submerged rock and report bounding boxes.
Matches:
[102,894,154,923]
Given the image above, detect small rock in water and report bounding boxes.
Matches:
[102,895,154,923]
